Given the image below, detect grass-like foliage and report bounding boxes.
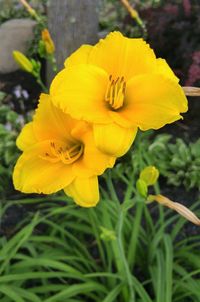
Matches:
[0,168,199,302]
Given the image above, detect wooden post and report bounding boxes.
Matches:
[47,0,99,82]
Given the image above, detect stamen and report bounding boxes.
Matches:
[41,141,84,165]
[60,144,84,164]
[105,75,126,110]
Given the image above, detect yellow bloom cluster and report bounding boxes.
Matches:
[13,32,188,207]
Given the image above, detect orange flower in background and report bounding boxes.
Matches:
[42,29,55,54]
[13,94,115,207]
[50,31,188,157]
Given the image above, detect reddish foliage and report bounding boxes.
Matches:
[140,1,200,85]
[186,51,200,85]
[164,4,179,15]
[183,0,191,17]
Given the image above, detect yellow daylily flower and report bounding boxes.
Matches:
[50,31,188,157]
[13,94,115,207]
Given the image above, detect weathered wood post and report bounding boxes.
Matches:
[47,0,99,81]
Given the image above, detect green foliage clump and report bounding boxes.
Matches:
[115,131,200,191]
[148,134,200,190]
[0,93,21,197]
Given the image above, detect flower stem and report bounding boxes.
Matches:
[117,208,135,302]
[154,182,165,230]
[35,74,48,93]
[120,0,147,38]
[127,200,143,271]
[105,173,135,301]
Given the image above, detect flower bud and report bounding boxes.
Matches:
[41,29,55,54]
[140,166,159,186]
[100,226,116,242]
[136,179,148,198]
[13,51,33,73]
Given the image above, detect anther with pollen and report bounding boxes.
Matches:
[43,141,84,165]
[105,75,126,110]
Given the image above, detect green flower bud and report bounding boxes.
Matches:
[100,226,116,242]
[140,166,159,186]
[136,179,148,198]
[13,51,33,73]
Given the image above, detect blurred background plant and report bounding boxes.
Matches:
[12,0,57,90]
[0,91,22,199]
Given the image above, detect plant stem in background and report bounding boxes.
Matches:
[35,74,48,93]
[19,0,43,24]
[120,0,147,37]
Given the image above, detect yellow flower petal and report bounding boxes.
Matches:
[13,141,75,194]
[71,159,94,178]
[16,122,37,151]
[70,120,91,141]
[83,130,116,172]
[64,45,92,67]
[72,129,116,176]
[50,64,111,123]
[64,176,99,207]
[93,123,137,157]
[33,93,77,143]
[156,58,179,83]
[122,74,188,130]
[108,110,133,128]
[89,31,157,80]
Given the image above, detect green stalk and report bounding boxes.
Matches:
[35,74,48,93]
[154,182,165,231]
[88,209,106,269]
[127,199,144,270]
[117,208,135,302]
[106,171,119,202]
[105,173,135,301]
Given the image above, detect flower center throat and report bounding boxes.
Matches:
[105,75,126,110]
